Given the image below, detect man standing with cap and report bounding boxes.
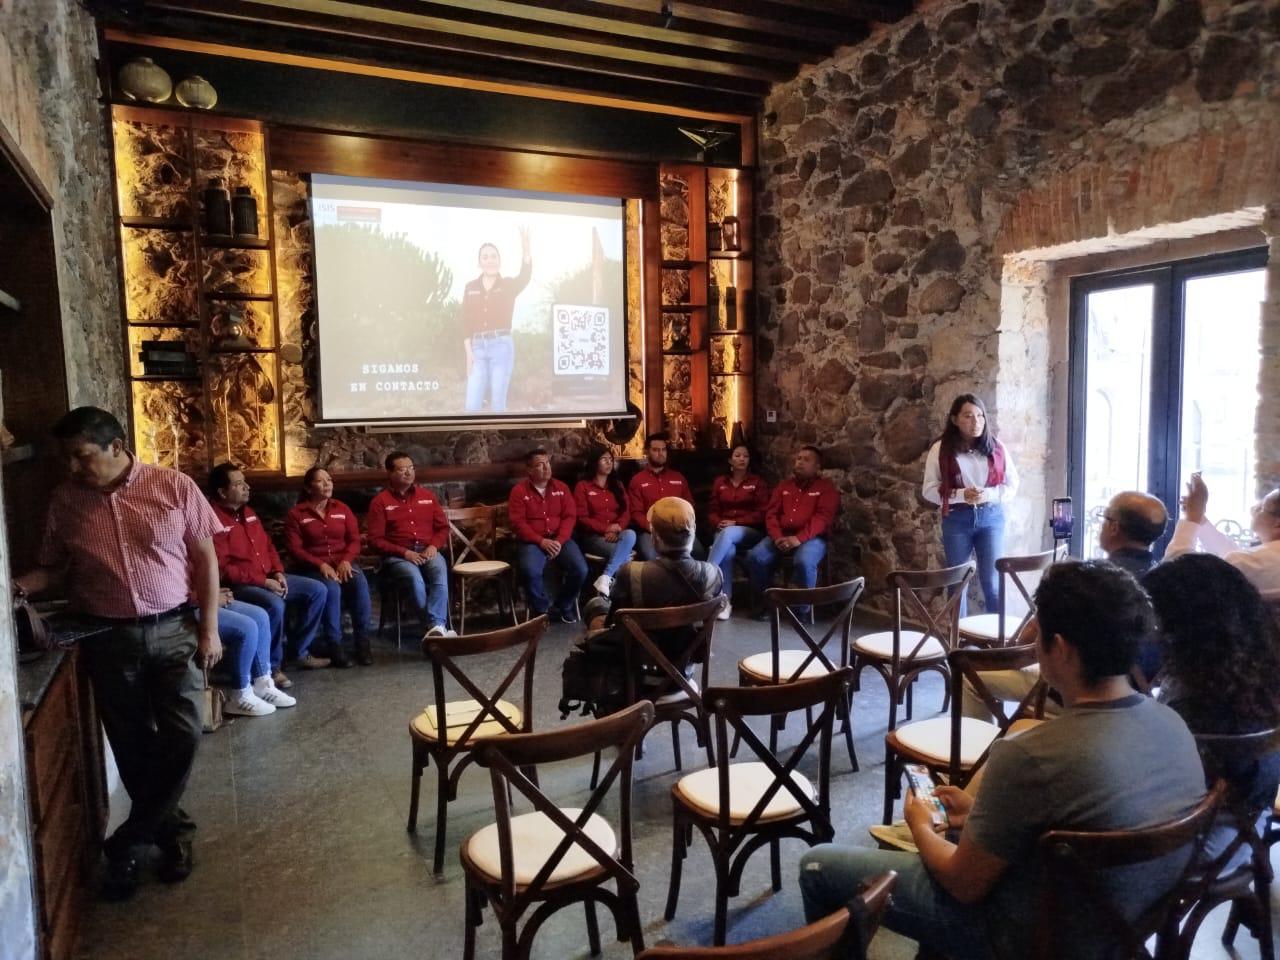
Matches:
[13,407,223,900]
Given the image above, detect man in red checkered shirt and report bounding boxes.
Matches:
[13,407,222,901]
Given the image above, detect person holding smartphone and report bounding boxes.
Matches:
[922,393,1019,616]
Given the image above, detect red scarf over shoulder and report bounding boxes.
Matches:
[939,440,1005,515]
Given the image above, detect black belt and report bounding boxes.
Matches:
[949,502,997,511]
[472,329,511,341]
[97,604,191,626]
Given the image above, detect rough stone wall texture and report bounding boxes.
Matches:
[756,0,1280,596]
[0,0,125,417]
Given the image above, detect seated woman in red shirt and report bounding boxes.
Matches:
[706,444,770,620]
[284,467,373,667]
[573,445,637,598]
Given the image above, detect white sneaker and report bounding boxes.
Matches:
[717,600,732,621]
[443,628,458,638]
[593,574,614,597]
[869,821,918,853]
[225,689,275,717]
[253,676,296,709]
[425,624,447,638]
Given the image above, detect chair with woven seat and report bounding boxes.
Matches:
[957,546,1065,647]
[588,596,725,788]
[461,700,653,960]
[853,562,974,735]
[665,669,854,946]
[883,642,1046,823]
[734,578,865,770]
[1032,781,1225,960]
[448,504,519,635]
[639,871,895,959]
[407,616,546,876]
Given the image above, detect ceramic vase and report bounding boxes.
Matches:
[119,57,172,103]
[175,75,217,110]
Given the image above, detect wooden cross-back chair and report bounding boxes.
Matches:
[461,701,654,960]
[407,616,546,876]
[733,578,865,770]
[665,669,854,946]
[883,642,1046,824]
[852,562,974,733]
[588,596,725,788]
[1032,781,1225,960]
[447,504,518,634]
[639,871,896,959]
[957,546,1066,647]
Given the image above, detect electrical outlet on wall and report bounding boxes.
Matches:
[766,409,777,423]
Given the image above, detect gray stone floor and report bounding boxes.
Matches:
[77,613,1272,959]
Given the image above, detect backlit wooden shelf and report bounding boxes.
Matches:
[200,291,273,301]
[127,319,200,327]
[661,259,697,269]
[708,250,748,260]
[201,235,270,250]
[130,373,201,382]
[120,215,191,231]
[660,304,697,313]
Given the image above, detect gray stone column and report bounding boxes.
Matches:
[1258,204,1280,495]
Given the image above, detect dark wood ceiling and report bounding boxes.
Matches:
[92,0,915,116]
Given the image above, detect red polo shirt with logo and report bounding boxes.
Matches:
[573,479,628,534]
[366,484,449,556]
[765,476,839,543]
[210,500,285,586]
[284,498,362,567]
[627,467,694,532]
[508,478,576,543]
[709,474,770,527]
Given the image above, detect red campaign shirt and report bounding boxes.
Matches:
[627,467,694,532]
[508,478,576,544]
[284,498,362,568]
[573,479,628,534]
[366,484,449,556]
[765,476,839,543]
[210,500,285,587]
[709,474,770,527]
[38,456,223,618]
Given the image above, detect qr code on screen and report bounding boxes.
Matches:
[552,304,610,376]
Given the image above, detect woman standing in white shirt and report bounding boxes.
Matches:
[922,393,1019,615]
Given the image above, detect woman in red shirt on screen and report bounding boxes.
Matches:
[573,445,637,598]
[706,444,770,620]
[284,467,374,667]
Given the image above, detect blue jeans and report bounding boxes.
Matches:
[295,566,373,644]
[517,540,588,615]
[634,531,707,561]
[940,503,1005,616]
[798,845,991,960]
[707,525,764,598]
[576,530,638,579]
[382,554,450,629]
[745,536,827,617]
[465,333,514,412]
[233,575,327,666]
[207,600,271,688]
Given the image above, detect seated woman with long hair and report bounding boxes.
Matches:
[573,445,637,598]
[1143,553,1280,857]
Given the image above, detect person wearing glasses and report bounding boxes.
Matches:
[1166,473,1280,594]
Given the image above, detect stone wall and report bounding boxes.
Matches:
[0,0,125,416]
[756,0,1280,595]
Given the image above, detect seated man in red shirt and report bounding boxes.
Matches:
[509,449,588,622]
[366,451,454,638]
[208,462,329,672]
[627,432,704,561]
[745,445,839,619]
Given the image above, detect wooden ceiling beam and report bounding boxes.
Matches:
[140,0,775,95]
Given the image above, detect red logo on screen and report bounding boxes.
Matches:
[336,205,382,224]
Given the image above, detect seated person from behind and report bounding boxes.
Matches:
[208,462,330,670]
[744,444,837,619]
[627,432,702,561]
[800,560,1207,960]
[565,497,722,715]
[508,448,587,623]
[573,444,637,598]
[366,451,455,639]
[705,443,770,621]
[1166,472,1280,593]
[1144,554,1280,864]
[961,488,1167,721]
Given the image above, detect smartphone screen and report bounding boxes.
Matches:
[1051,497,1073,538]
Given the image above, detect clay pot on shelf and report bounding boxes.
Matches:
[203,178,232,236]
[118,57,172,103]
[231,187,259,239]
[175,75,217,110]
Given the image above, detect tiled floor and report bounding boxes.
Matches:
[77,613,1273,959]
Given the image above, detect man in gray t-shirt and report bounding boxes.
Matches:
[799,561,1206,960]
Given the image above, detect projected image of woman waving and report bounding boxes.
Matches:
[462,225,532,413]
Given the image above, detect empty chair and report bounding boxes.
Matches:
[639,871,895,959]
[407,616,546,876]
[447,504,518,634]
[957,546,1064,647]
[461,701,654,960]
[734,578,864,769]
[852,563,974,732]
[665,669,854,946]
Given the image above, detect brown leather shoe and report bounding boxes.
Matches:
[272,669,292,689]
[297,654,331,669]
